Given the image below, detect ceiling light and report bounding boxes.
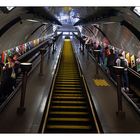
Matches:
[26,19,39,23]
[133,7,140,16]
[6,7,15,11]
[42,22,48,25]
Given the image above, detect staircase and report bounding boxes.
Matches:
[43,39,99,133]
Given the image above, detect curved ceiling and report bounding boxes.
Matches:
[1,7,140,35]
[0,7,140,54]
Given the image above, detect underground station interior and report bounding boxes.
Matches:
[0,6,140,134]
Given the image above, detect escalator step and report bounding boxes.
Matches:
[49,111,88,115]
[54,87,81,90]
[56,76,80,78]
[58,73,79,75]
[48,118,90,122]
[52,101,86,104]
[53,93,82,96]
[52,96,84,99]
[51,103,86,107]
[54,90,82,93]
[41,39,98,133]
[51,105,87,109]
[56,80,80,82]
[56,82,80,85]
[55,84,81,87]
[46,125,91,130]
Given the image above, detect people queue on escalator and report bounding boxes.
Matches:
[80,36,129,91]
[0,54,20,102]
[0,36,56,103]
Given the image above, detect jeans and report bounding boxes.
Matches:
[121,70,129,88]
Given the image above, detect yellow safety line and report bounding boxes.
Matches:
[58,78,79,82]
[64,39,71,41]
[55,84,80,87]
[54,90,82,93]
[57,75,79,76]
[52,96,84,99]
[50,111,88,115]
[53,94,82,96]
[55,87,81,90]
[49,118,89,121]
[47,125,90,129]
[52,101,85,104]
[56,80,80,84]
[56,80,80,82]
[57,77,79,79]
[51,106,86,109]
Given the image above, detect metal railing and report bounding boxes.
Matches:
[72,40,103,133]
[39,40,64,133]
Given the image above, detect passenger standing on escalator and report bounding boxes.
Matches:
[82,36,86,51]
[99,42,104,65]
[116,54,129,91]
[0,56,16,97]
[7,56,17,90]
[48,39,53,57]
[104,46,110,70]
[96,43,102,64]
[79,36,85,52]
[107,49,116,80]
[85,37,91,52]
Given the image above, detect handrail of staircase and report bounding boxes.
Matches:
[73,41,103,133]
[39,39,64,133]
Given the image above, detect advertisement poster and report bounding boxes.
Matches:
[33,40,36,46]
[122,51,125,58]
[126,52,131,64]
[24,43,27,52]
[136,58,140,72]
[1,51,7,64]
[130,55,136,68]
[37,39,40,45]
[29,41,33,48]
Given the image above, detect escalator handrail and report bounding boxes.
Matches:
[76,57,102,133]
[0,42,51,112]
[128,67,140,79]
[88,50,140,115]
[18,40,48,61]
[73,33,140,80]
[81,75,102,133]
[39,38,64,133]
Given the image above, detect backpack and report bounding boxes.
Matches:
[120,58,127,68]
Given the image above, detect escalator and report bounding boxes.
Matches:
[40,39,101,133]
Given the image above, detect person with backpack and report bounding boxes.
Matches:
[116,53,129,91]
